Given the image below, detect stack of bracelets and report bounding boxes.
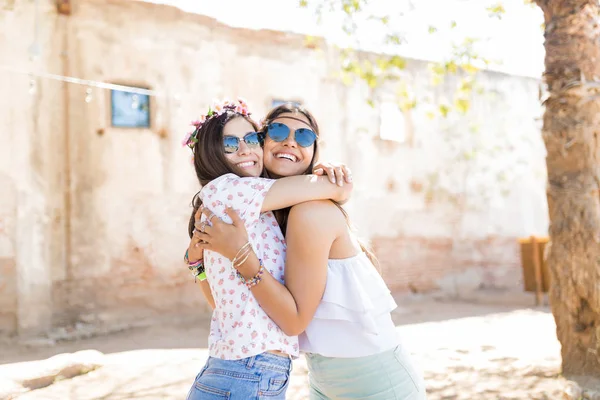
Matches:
[184,249,206,282]
[232,241,265,288]
[184,241,265,289]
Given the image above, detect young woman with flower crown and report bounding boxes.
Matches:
[182,99,352,400]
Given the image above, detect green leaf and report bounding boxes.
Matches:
[439,104,450,117]
[458,77,474,93]
[428,26,437,34]
[445,61,458,74]
[401,100,417,111]
[386,34,404,46]
[462,63,480,74]
[486,3,506,19]
[389,56,406,70]
[429,63,445,76]
[364,72,378,88]
[454,98,470,114]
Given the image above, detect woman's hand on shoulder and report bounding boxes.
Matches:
[312,161,352,187]
[312,161,353,204]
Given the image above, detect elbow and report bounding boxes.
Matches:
[281,321,306,337]
[282,327,303,337]
[333,185,353,204]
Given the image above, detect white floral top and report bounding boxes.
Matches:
[199,173,299,360]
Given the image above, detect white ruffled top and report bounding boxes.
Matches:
[299,252,399,358]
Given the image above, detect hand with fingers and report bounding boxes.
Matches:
[187,207,207,263]
[193,207,250,262]
[312,161,353,187]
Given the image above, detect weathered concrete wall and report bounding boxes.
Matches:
[0,0,67,336]
[0,0,547,336]
[336,68,546,293]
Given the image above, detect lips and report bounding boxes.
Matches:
[274,152,298,162]
[237,161,257,168]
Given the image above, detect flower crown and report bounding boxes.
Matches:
[182,98,252,150]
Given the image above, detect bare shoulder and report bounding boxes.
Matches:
[288,200,346,228]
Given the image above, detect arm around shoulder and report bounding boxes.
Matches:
[262,176,352,213]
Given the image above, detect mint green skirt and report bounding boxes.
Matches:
[305,345,426,399]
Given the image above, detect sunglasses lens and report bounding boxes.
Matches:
[244,132,263,147]
[223,136,239,154]
[295,129,317,147]
[267,123,290,142]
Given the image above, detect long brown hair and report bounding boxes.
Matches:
[262,103,379,268]
[261,103,320,234]
[187,111,260,238]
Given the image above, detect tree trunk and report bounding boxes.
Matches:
[535,0,600,378]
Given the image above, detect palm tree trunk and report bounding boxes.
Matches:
[535,0,600,377]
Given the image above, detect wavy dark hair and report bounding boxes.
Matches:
[262,103,378,268]
[260,103,320,234]
[187,111,261,238]
[187,102,378,268]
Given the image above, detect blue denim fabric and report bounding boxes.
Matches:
[186,352,292,400]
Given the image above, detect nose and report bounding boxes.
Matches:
[237,139,251,155]
[281,132,298,148]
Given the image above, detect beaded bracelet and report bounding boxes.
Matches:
[190,263,206,282]
[236,259,265,289]
[194,270,207,282]
[184,249,206,282]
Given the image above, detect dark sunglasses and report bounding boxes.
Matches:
[266,122,317,148]
[223,132,264,154]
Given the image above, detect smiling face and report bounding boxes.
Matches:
[222,116,263,177]
[263,113,316,178]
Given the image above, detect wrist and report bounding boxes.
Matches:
[236,257,259,280]
[236,258,265,289]
[226,239,249,260]
[185,248,203,263]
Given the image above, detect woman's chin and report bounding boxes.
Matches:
[238,165,262,177]
[266,163,308,178]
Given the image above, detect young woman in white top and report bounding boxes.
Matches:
[192,102,427,399]
[182,99,352,400]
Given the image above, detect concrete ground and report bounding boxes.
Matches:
[0,291,567,399]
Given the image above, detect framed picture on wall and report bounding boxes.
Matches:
[111,89,151,128]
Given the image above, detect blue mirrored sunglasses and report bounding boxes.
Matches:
[266,122,317,148]
[223,132,264,154]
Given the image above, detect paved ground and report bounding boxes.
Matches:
[0,292,567,399]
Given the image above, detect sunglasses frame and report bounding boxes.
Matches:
[223,131,265,154]
[266,122,318,148]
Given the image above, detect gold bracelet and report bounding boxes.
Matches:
[232,242,251,266]
[233,250,253,269]
[233,250,252,269]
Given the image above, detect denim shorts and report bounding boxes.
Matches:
[306,345,427,399]
[186,352,293,400]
